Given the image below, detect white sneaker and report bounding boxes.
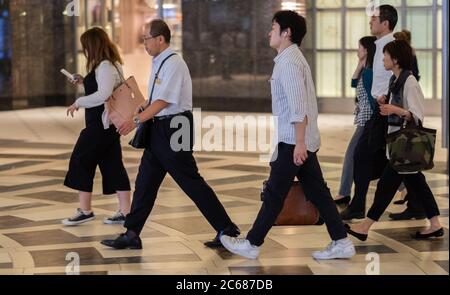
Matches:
[312,238,356,260]
[220,235,260,260]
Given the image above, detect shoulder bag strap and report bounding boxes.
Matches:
[148,53,177,102]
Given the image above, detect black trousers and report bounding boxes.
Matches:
[367,165,440,221]
[124,112,233,235]
[64,124,131,195]
[247,143,347,247]
[349,125,424,214]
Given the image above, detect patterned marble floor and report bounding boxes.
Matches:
[0,108,448,275]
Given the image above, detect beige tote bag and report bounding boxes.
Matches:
[106,64,146,129]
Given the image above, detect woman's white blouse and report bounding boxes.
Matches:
[75,60,124,129]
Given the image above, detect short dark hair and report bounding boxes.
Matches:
[148,19,171,43]
[272,10,307,46]
[379,5,398,31]
[359,36,377,69]
[383,40,413,70]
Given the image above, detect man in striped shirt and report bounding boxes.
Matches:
[220,10,356,260]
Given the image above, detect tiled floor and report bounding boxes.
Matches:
[0,108,448,275]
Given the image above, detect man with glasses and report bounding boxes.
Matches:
[101,19,240,250]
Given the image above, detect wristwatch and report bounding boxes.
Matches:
[133,115,141,125]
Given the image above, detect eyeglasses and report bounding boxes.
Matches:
[142,34,159,41]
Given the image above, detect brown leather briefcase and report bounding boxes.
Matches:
[261,181,320,225]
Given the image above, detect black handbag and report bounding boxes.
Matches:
[354,112,389,181]
[366,112,388,154]
[128,53,176,149]
[129,119,152,149]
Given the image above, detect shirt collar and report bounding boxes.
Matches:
[152,47,174,66]
[274,44,298,63]
[375,32,394,45]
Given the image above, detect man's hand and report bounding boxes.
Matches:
[293,142,308,166]
[66,104,79,117]
[118,119,137,136]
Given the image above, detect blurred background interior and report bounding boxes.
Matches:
[0,0,448,148]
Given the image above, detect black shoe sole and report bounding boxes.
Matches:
[100,241,142,250]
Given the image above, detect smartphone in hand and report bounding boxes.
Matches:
[60,69,75,82]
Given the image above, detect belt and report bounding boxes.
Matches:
[153,111,192,121]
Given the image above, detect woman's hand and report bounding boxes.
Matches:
[67,103,79,118]
[379,104,403,117]
[377,95,388,105]
[69,74,84,85]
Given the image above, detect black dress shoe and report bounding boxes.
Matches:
[340,207,365,221]
[413,228,444,240]
[101,233,142,249]
[344,224,368,241]
[334,196,351,205]
[394,194,409,205]
[204,223,240,248]
[393,199,407,205]
[315,217,325,225]
[389,208,426,221]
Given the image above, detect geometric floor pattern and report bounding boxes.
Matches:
[0,108,448,275]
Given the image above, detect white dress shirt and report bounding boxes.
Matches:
[372,32,395,99]
[270,44,321,152]
[149,47,193,117]
[75,60,124,129]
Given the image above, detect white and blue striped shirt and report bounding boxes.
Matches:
[270,44,321,152]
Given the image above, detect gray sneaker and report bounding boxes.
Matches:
[103,211,126,225]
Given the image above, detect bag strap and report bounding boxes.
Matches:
[111,62,126,83]
[148,53,177,104]
[403,116,424,129]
